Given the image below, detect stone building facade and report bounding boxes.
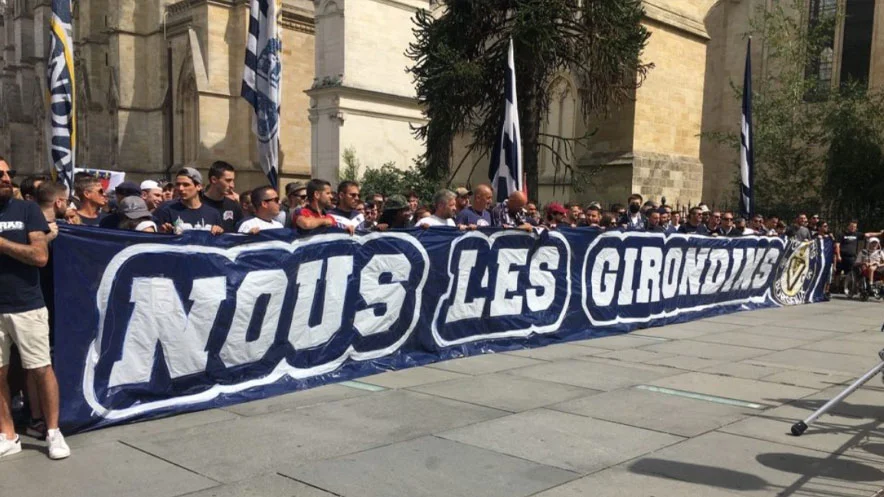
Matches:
[3,0,879,205]
[0,0,315,189]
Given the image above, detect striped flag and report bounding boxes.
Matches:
[740,38,754,220]
[47,0,76,192]
[489,39,523,203]
[242,0,282,189]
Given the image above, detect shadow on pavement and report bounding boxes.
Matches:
[757,452,884,481]
[628,458,768,491]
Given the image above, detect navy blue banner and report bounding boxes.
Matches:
[54,227,832,432]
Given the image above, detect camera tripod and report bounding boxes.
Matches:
[791,348,884,436]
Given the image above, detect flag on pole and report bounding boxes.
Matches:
[47,0,76,192]
[740,38,754,220]
[489,39,523,203]
[242,0,282,189]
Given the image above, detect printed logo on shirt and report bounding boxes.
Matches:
[0,221,25,232]
[476,219,490,227]
[175,217,214,232]
[223,211,234,221]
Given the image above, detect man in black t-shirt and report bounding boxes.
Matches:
[835,220,861,277]
[153,168,223,234]
[0,159,70,460]
[678,207,710,235]
[200,161,243,233]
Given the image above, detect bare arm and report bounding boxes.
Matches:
[296,215,334,230]
[0,231,49,267]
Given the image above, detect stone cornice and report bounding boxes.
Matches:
[642,1,710,41]
[167,0,314,34]
[306,84,420,109]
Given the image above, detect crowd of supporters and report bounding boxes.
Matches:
[3,158,884,461]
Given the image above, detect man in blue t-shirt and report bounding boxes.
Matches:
[455,184,493,228]
[0,159,70,460]
[153,167,224,234]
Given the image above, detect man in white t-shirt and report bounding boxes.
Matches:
[417,189,457,228]
[238,185,284,234]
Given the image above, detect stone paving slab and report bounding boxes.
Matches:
[425,353,545,375]
[408,373,599,413]
[728,325,841,341]
[648,372,818,406]
[699,361,792,380]
[841,329,884,342]
[592,347,676,364]
[627,431,884,497]
[549,387,754,437]
[180,474,336,497]
[639,339,771,361]
[501,342,609,360]
[643,354,727,371]
[718,402,884,463]
[751,349,879,376]
[507,359,679,391]
[690,330,814,350]
[282,436,577,497]
[438,409,683,474]
[532,465,744,497]
[774,318,871,333]
[222,383,371,417]
[799,338,883,357]
[63,408,239,449]
[0,441,216,497]
[629,320,741,339]
[760,369,855,389]
[574,334,665,350]
[359,365,468,389]
[125,390,507,483]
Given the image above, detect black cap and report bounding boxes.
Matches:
[115,181,141,198]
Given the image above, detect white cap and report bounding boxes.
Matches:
[870,237,881,245]
[141,180,160,191]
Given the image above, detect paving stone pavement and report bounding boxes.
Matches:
[2,299,884,497]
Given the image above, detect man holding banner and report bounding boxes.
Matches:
[0,159,70,460]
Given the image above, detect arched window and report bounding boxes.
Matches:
[178,73,199,164]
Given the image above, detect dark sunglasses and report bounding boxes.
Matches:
[290,193,307,200]
[0,169,16,179]
[723,217,734,221]
[263,196,280,204]
[345,192,360,198]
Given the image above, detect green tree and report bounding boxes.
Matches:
[407,0,651,196]
[707,0,884,227]
[340,147,361,182]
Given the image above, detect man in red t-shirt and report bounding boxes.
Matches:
[294,179,354,235]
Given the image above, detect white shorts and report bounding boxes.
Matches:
[0,307,51,369]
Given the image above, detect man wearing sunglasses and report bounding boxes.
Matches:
[717,213,738,237]
[0,159,70,460]
[238,185,283,234]
[75,176,107,226]
[328,181,365,231]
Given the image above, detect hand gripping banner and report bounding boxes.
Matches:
[53,227,832,433]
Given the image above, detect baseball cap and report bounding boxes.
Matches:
[177,167,203,185]
[384,194,409,211]
[114,181,141,198]
[119,196,152,219]
[547,202,567,216]
[141,180,160,191]
[454,187,471,198]
[699,205,711,213]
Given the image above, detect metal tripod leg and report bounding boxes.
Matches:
[791,350,884,436]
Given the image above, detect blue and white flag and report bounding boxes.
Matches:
[47,0,76,191]
[242,0,282,189]
[740,38,754,220]
[489,39,523,203]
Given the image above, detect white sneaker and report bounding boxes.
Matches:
[46,429,70,460]
[0,433,21,458]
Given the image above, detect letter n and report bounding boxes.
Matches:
[108,277,226,387]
